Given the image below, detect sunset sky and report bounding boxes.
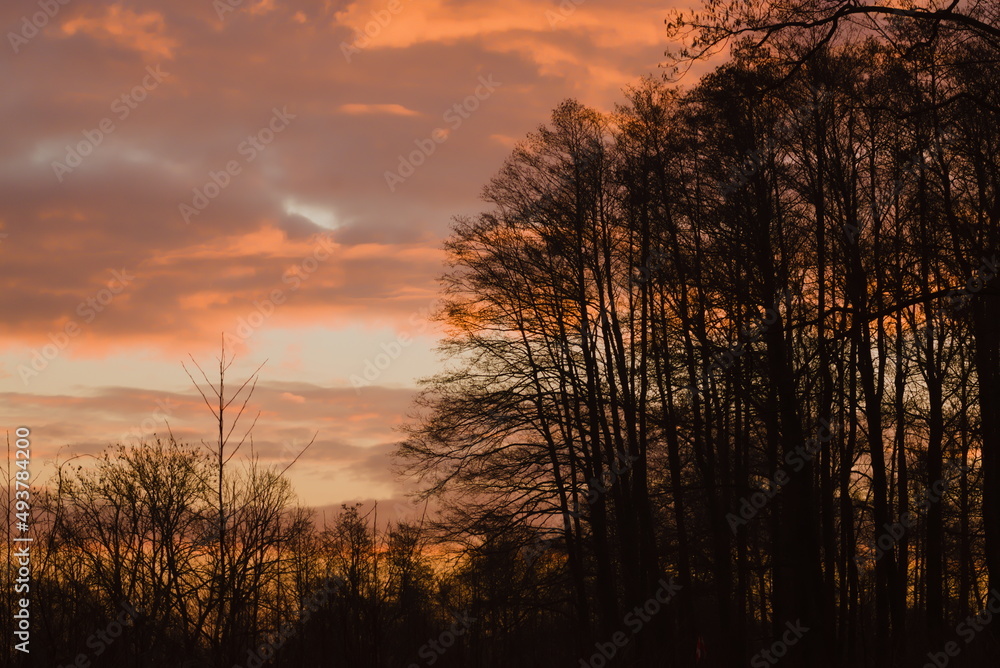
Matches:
[0,0,692,515]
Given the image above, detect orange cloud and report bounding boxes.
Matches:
[1,0,687,508]
[339,103,421,116]
[61,5,178,59]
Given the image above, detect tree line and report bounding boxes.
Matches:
[401,3,1000,666]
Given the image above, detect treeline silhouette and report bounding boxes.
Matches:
[400,4,1000,667]
[4,2,1000,667]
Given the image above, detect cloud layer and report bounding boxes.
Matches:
[1,0,682,506]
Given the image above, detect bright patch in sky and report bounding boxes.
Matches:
[283,198,339,229]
